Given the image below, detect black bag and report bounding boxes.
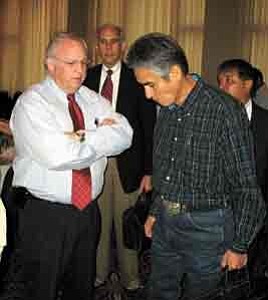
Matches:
[194,267,250,300]
[122,191,152,251]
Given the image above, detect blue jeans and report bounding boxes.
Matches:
[148,205,234,300]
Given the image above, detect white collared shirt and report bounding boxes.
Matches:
[0,199,6,255]
[245,99,252,121]
[10,76,133,204]
[99,61,121,109]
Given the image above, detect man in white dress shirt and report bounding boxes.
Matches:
[0,32,132,300]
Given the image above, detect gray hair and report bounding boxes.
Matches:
[96,24,125,42]
[45,32,88,60]
[126,32,189,78]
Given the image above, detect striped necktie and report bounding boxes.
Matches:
[101,69,113,102]
[67,94,92,210]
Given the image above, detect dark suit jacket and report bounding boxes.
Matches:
[248,101,268,277]
[83,62,156,193]
[251,100,268,204]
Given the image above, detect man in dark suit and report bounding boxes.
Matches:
[83,24,156,291]
[217,58,268,291]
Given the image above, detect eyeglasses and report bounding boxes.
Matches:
[52,56,91,68]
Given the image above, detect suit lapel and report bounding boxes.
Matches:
[251,101,259,162]
[116,63,128,112]
[250,101,257,135]
[94,65,102,92]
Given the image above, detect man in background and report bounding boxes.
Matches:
[83,24,156,292]
[217,58,268,292]
[252,67,268,110]
[0,121,11,266]
[0,121,15,282]
[126,32,265,300]
[0,120,14,191]
[0,32,132,300]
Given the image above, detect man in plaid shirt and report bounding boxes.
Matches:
[126,32,266,300]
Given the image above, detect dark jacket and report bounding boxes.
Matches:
[248,101,268,279]
[83,62,156,193]
[251,100,268,204]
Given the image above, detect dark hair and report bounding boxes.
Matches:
[126,32,189,78]
[217,59,259,97]
[252,67,264,91]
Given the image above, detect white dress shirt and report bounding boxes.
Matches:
[0,199,6,261]
[245,98,252,121]
[10,76,133,204]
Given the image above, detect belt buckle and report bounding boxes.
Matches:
[166,201,186,216]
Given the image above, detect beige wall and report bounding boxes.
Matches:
[68,0,89,37]
[63,1,264,88]
[201,0,243,86]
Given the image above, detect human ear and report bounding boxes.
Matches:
[46,58,55,74]
[243,79,253,91]
[169,65,182,81]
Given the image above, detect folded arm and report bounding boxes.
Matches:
[11,91,133,171]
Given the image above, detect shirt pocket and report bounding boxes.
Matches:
[183,132,215,188]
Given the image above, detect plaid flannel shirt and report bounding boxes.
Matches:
[151,78,266,253]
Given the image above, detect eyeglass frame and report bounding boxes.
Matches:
[51,56,91,68]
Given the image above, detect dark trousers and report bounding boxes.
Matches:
[0,193,100,300]
[248,216,268,294]
[148,206,234,300]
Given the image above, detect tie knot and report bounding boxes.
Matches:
[67,94,75,101]
[67,94,75,102]
[107,69,113,77]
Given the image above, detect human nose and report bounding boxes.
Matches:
[218,79,227,91]
[104,41,113,50]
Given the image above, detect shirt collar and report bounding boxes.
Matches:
[46,75,82,101]
[244,98,252,121]
[167,77,202,112]
[102,61,121,75]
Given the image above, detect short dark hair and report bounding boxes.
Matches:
[252,67,264,91]
[126,32,189,78]
[217,59,259,97]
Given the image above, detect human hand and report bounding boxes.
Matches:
[144,215,156,238]
[96,118,117,127]
[64,130,85,142]
[139,175,152,193]
[221,249,248,270]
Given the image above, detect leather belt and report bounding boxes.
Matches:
[161,198,228,215]
[162,199,188,215]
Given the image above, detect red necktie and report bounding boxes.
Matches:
[101,69,113,102]
[67,94,92,210]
